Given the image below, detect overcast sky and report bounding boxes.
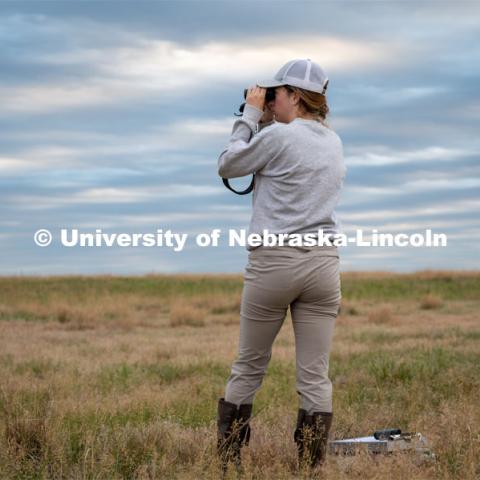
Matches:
[1,1,479,275]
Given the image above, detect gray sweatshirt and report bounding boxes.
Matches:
[218,103,346,251]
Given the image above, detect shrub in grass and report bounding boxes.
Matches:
[420,294,443,310]
[367,305,395,324]
[1,388,56,477]
[169,303,205,327]
[210,298,241,315]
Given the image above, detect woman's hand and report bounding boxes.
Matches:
[246,86,274,123]
[246,86,267,111]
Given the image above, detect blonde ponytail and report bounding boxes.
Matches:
[285,85,331,128]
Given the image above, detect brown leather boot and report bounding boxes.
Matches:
[216,398,252,472]
[294,408,333,469]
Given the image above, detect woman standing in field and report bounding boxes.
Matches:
[216,58,346,474]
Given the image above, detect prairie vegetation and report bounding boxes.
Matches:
[0,271,479,479]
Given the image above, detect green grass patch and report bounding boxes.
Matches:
[0,275,244,306]
[341,274,480,301]
[331,346,480,414]
[95,360,229,394]
[1,273,479,311]
[13,358,62,379]
[349,329,404,344]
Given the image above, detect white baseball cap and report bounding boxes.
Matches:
[257,58,329,95]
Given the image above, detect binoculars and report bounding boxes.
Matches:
[235,87,277,116]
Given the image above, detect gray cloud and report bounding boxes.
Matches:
[1,2,479,274]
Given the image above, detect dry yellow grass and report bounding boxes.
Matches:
[0,271,479,478]
[420,294,444,310]
[169,301,206,327]
[367,305,396,325]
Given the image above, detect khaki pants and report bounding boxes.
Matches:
[224,245,341,414]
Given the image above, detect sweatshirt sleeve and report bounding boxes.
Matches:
[217,104,280,179]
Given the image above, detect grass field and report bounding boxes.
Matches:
[0,271,479,479]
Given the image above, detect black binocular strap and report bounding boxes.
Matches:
[222,174,255,195]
